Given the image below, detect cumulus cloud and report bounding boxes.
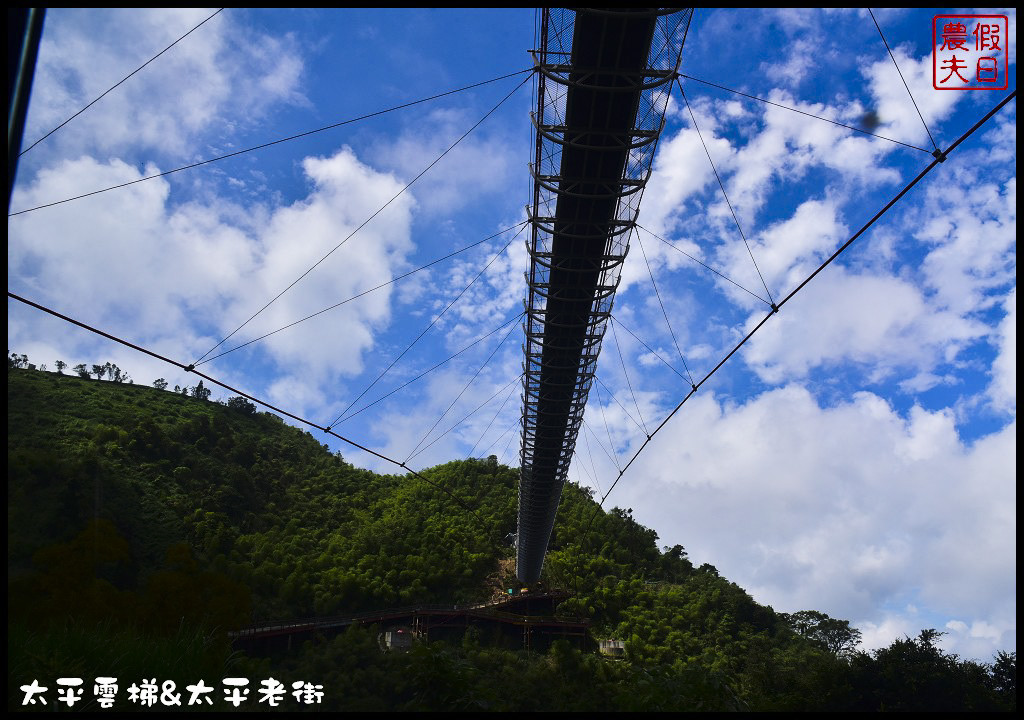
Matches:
[609,385,1016,659]
[9,157,252,336]
[368,105,520,217]
[989,288,1016,412]
[239,147,415,382]
[863,47,960,150]
[8,145,416,421]
[916,173,1016,318]
[638,124,724,237]
[715,197,845,305]
[741,265,985,384]
[20,8,305,165]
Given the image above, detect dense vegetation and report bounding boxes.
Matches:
[7,363,1016,711]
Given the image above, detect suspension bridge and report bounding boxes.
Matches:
[7,8,1015,640]
[518,8,691,582]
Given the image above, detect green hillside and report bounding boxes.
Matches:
[7,366,1014,711]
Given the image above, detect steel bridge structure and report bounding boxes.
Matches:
[517,8,693,582]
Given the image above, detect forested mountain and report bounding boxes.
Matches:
[7,365,1015,711]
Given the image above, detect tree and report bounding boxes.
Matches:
[55,360,66,374]
[227,396,256,415]
[9,353,29,369]
[991,650,1015,706]
[153,378,168,391]
[191,381,211,401]
[782,610,862,657]
[92,364,107,381]
[74,363,90,378]
[847,629,1002,711]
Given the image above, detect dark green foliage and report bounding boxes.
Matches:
[845,630,1013,711]
[992,650,1016,699]
[191,380,211,400]
[227,395,256,415]
[8,621,237,713]
[7,366,1014,711]
[781,609,863,657]
[232,628,746,712]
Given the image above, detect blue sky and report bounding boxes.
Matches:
[8,8,1016,660]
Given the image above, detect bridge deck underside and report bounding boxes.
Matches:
[518,10,659,583]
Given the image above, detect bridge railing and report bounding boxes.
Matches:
[230,592,584,638]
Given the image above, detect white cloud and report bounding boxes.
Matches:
[718,198,845,304]
[718,92,899,226]
[741,265,984,384]
[8,145,416,421]
[21,8,305,164]
[9,157,250,334]
[368,106,519,217]
[759,37,820,87]
[989,288,1016,412]
[637,124,723,238]
[860,614,921,652]
[863,47,960,150]
[444,222,530,336]
[243,148,414,373]
[916,174,1016,318]
[731,144,1015,386]
[609,385,1016,659]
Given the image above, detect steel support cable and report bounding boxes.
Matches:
[20,9,225,157]
[196,221,527,366]
[581,417,619,474]
[635,232,696,387]
[9,67,535,217]
[612,313,690,384]
[593,373,646,436]
[498,420,519,467]
[336,311,524,426]
[483,417,519,461]
[405,318,521,463]
[637,222,771,307]
[466,375,522,459]
[593,384,623,472]
[676,73,931,154]
[6,291,499,538]
[327,226,526,430]
[408,372,524,465]
[568,89,1017,585]
[609,316,650,436]
[773,90,1015,307]
[678,78,776,309]
[196,74,534,367]
[868,8,938,153]
[570,463,593,497]
[579,417,604,497]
